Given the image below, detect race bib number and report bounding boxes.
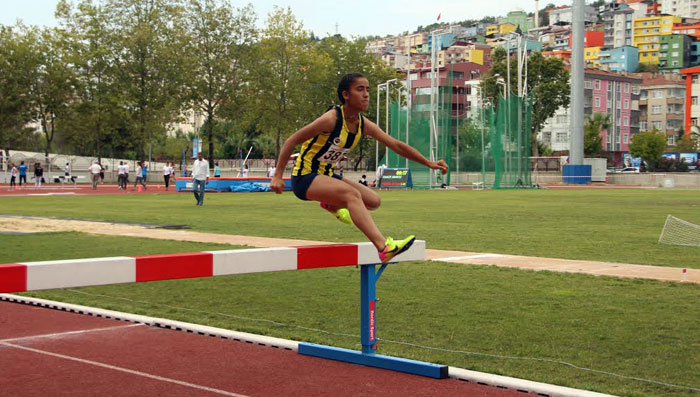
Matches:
[317,142,349,165]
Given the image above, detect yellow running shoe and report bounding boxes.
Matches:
[320,202,353,225]
[378,235,416,264]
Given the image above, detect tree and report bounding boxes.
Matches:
[105,0,189,160]
[183,0,257,168]
[584,113,609,156]
[675,133,698,152]
[481,48,570,156]
[56,0,124,160]
[248,6,333,157]
[629,130,667,171]
[25,27,76,168]
[0,25,37,159]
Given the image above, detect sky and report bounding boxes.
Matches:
[1,0,576,38]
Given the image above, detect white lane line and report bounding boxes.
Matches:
[1,341,250,397]
[432,254,505,262]
[0,324,143,344]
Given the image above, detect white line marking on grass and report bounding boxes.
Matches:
[432,254,504,262]
[0,324,143,344]
[0,341,250,397]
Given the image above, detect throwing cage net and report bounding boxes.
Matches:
[385,72,532,189]
[658,215,700,247]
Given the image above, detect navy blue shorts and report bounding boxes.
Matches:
[291,173,343,201]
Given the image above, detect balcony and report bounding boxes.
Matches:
[667,97,684,104]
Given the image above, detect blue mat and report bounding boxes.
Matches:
[229,182,271,192]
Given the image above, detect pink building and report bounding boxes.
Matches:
[585,69,642,163]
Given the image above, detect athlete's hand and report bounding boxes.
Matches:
[431,159,449,175]
[270,176,285,194]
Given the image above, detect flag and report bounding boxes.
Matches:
[437,13,441,21]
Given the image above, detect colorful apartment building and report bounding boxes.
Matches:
[680,66,700,134]
[598,46,639,72]
[540,69,641,164]
[662,0,700,19]
[658,34,692,71]
[585,46,603,67]
[639,74,685,145]
[672,22,700,40]
[633,15,682,65]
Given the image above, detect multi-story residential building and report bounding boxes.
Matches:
[547,5,598,26]
[658,34,692,70]
[380,52,410,70]
[552,27,573,50]
[633,15,682,65]
[406,62,490,117]
[690,41,700,64]
[672,21,700,40]
[680,65,700,133]
[585,46,603,67]
[539,69,641,164]
[402,32,429,53]
[611,7,635,48]
[439,42,491,67]
[638,74,685,145]
[504,8,534,32]
[598,46,640,72]
[542,49,572,63]
[569,31,605,47]
[662,0,700,19]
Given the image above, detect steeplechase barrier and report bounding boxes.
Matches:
[0,240,448,378]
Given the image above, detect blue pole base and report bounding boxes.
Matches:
[298,342,448,379]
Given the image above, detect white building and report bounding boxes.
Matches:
[662,0,700,19]
[548,5,597,26]
[538,106,571,151]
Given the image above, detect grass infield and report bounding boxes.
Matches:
[1,189,699,396]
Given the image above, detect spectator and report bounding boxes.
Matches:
[89,161,101,190]
[117,161,125,189]
[18,161,27,186]
[214,162,221,177]
[123,162,130,188]
[133,161,146,190]
[64,162,71,177]
[192,152,209,206]
[9,163,17,188]
[163,161,172,191]
[142,161,148,188]
[33,162,43,189]
[359,174,368,186]
[99,163,105,184]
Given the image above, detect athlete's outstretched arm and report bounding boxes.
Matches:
[270,111,337,193]
[364,119,448,174]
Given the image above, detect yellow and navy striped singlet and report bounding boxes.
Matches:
[292,106,363,177]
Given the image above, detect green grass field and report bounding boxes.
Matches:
[2,189,700,396]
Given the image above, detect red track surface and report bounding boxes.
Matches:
[0,184,180,196]
[0,301,522,396]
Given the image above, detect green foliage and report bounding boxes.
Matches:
[584,113,609,157]
[629,130,667,171]
[674,133,698,153]
[482,49,570,156]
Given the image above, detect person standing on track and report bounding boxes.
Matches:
[18,161,27,186]
[9,163,17,189]
[89,161,101,190]
[192,152,209,206]
[270,72,448,263]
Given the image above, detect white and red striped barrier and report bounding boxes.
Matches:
[0,241,425,293]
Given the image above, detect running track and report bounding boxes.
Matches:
[0,300,521,396]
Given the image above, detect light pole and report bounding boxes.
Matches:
[376,78,397,169]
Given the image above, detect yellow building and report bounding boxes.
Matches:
[437,48,485,66]
[633,15,681,65]
[486,24,499,36]
[499,23,516,35]
[584,46,602,68]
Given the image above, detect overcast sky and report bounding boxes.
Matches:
[2,0,577,38]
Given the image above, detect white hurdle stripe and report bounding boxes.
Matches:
[0,241,425,293]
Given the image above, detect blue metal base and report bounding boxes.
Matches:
[298,342,448,379]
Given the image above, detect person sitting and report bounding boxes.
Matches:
[359,174,368,186]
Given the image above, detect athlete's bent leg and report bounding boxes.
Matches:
[306,175,385,250]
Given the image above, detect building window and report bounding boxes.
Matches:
[624,117,629,127]
[652,105,662,114]
[693,96,698,105]
[640,121,647,130]
[668,135,677,145]
[595,96,601,107]
[672,42,680,49]
[585,79,593,89]
[653,89,664,98]
[632,85,640,94]
[624,134,629,144]
[625,83,630,93]
[693,118,699,126]
[672,51,679,57]
[624,99,629,109]
[653,121,662,129]
[595,79,601,90]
